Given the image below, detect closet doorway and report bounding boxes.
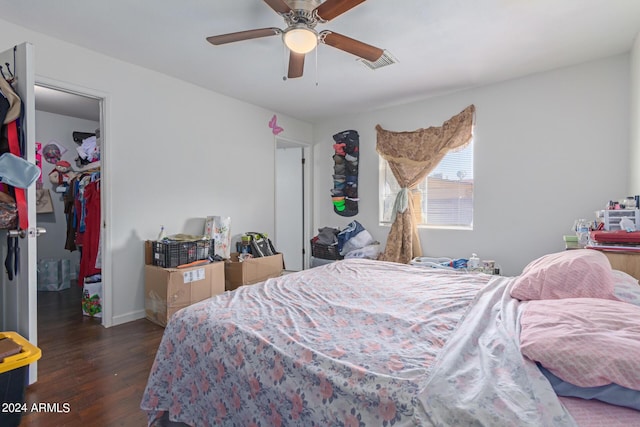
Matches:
[34,82,107,326]
[275,138,311,271]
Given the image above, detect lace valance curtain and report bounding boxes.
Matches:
[376,105,476,263]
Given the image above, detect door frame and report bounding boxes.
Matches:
[274,137,312,270]
[0,43,38,383]
[35,76,112,327]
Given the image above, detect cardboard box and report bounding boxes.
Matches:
[145,261,225,327]
[225,252,284,291]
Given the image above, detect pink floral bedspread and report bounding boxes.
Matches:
[141,259,573,426]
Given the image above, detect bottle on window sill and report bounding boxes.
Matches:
[468,253,480,269]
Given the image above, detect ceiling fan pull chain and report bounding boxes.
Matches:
[282,43,288,81]
[315,45,319,87]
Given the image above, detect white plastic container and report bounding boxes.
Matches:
[595,209,640,231]
[468,253,480,269]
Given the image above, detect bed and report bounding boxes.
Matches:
[141,250,640,426]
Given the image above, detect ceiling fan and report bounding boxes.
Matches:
[206,0,384,79]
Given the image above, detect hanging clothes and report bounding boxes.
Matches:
[64,169,101,285]
[63,175,78,252]
[77,178,100,284]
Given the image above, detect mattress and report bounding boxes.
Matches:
[141,258,636,426]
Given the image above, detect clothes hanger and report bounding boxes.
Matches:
[1,56,17,85]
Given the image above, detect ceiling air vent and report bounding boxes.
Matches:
[358,50,397,70]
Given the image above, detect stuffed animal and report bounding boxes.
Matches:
[48,160,76,187]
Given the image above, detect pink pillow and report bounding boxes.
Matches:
[510,249,616,301]
[520,298,640,389]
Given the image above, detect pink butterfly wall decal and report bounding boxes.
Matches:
[269,114,284,135]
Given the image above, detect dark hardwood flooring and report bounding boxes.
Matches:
[20,284,165,426]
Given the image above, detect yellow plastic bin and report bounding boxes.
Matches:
[0,332,42,427]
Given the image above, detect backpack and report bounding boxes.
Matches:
[246,232,276,257]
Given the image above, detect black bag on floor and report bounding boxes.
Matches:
[246,232,276,257]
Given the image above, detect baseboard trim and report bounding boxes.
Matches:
[110,309,146,327]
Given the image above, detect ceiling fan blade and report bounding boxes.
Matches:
[320,31,383,62]
[206,28,281,45]
[263,0,292,15]
[288,52,305,79]
[315,0,366,21]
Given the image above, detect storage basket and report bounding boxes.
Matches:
[310,241,343,260]
[152,239,214,268]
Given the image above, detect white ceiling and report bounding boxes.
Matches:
[3,0,640,123]
[34,85,100,122]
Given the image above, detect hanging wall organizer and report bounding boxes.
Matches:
[331,130,359,217]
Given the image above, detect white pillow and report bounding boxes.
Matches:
[612,270,640,306]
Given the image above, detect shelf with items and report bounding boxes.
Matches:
[595,209,640,231]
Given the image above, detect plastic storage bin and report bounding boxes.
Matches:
[152,239,214,268]
[0,332,42,427]
[596,209,640,231]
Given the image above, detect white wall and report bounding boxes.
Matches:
[2,15,635,323]
[34,110,99,272]
[313,55,631,276]
[0,18,313,326]
[630,32,640,194]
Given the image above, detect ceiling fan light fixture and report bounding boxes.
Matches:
[283,27,318,54]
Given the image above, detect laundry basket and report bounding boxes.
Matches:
[310,241,343,260]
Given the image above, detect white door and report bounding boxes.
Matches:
[0,43,39,384]
[275,146,304,271]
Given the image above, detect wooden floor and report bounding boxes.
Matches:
[20,284,165,427]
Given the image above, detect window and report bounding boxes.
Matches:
[379,140,474,229]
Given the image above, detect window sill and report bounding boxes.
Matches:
[379,222,473,231]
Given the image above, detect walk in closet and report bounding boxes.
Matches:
[34,87,102,319]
